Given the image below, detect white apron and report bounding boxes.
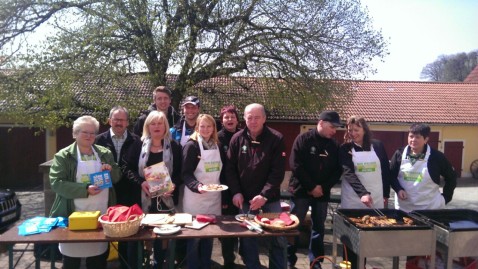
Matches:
[183,137,222,215]
[177,123,189,212]
[59,146,109,257]
[180,121,191,146]
[341,145,384,209]
[394,145,445,212]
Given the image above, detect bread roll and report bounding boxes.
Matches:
[271,219,286,227]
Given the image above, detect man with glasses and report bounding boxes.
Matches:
[95,106,140,269]
[133,85,180,136]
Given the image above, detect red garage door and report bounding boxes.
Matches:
[444,141,463,177]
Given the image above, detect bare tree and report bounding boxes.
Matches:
[0,0,388,128]
[421,51,478,82]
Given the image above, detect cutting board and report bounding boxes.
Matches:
[141,213,193,226]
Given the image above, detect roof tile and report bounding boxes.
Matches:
[342,81,478,124]
[464,65,478,83]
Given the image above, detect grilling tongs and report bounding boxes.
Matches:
[371,205,386,217]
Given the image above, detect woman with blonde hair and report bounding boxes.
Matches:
[122,110,182,268]
[182,114,222,269]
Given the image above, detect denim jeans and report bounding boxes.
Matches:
[186,238,214,269]
[288,197,328,265]
[238,200,287,269]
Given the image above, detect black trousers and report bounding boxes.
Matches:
[62,247,109,269]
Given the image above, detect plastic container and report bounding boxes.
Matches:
[68,211,100,230]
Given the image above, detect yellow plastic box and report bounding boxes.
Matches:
[68,211,101,230]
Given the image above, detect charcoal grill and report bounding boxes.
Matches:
[332,209,436,269]
[411,209,478,269]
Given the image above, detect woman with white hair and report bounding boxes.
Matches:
[49,115,120,269]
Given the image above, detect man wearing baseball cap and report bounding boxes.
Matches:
[170,95,201,146]
[287,110,342,269]
[169,95,201,264]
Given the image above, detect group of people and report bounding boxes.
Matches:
[48,85,457,269]
[287,112,456,269]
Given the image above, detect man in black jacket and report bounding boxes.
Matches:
[287,111,342,269]
[226,103,287,269]
[95,106,140,269]
[133,86,180,136]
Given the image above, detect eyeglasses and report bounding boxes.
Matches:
[79,131,96,136]
[111,118,127,123]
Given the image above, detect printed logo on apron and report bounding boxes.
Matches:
[204,161,221,172]
[356,162,377,172]
[402,171,423,183]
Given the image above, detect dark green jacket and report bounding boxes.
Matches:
[49,142,120,218]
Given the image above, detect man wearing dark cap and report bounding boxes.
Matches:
[169,96,201,264]
[287,110,343,269]
[133,85,180,136]
[170,95,201,146]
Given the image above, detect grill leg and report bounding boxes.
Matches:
[392,256,399,269]
[332,221,337,264]
[357,254,365,269]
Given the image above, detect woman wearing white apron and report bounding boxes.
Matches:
[49,116,120,269]
[339,116,391,269]
[390,123,457,213]
[182,114,222,269]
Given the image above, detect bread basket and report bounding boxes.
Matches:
[99,214,143,238]
[254,212,299,231]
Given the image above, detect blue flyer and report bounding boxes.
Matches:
[89,171,112,189]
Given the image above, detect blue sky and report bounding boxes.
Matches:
[361,0,478,81]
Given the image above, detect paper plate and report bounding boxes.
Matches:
[153,224,181,235]
[202,184,228,192]
[185,220,210,230]
[235,214,256,222]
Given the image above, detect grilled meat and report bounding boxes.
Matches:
[349,215,415,227]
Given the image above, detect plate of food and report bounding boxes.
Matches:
[235,214,256,222]
[254,212,300,231]
[201,184,228,192]
[153,224,181,235]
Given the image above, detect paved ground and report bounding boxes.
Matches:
[1,177,478,268]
